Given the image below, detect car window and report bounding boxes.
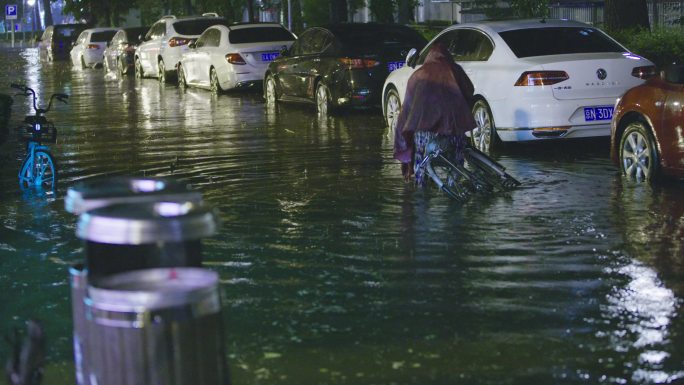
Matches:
[110,31,122,45]
[147,22,165,40]
[432,29,493,62]
[91,31,117,43]
[228,26,296,44]
[499,27,625,58]
[126,27,149,44]
[172,18,227,36]
[76,32,87,45]
[195,29,210,48]
[300,29,332,55]
[288,39,302,56]
[335,26,426,55]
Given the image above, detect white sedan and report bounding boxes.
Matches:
[70,27,118,69]
[177,23,296,92]
[382,19,656,154]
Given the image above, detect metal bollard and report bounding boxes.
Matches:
[64,177,208,385]
[86,268,230,385]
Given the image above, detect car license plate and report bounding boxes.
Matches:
[584,106,614,121]
[261,52,279,62]
[388,61,405,72]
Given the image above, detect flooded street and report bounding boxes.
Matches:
[1,46,683,384]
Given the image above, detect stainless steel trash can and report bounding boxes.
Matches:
[76,200,218,279]
[86,268,230,385]
[65,177,210,385]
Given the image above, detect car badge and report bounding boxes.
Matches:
[596,68,607,80]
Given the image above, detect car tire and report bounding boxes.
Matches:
[264,74,279,104]
[210,68,221,94]
[118,58,126,76]
[81,56,87,69]
[384,87,401,132]
[158,59,166,83]
[178,65,187,90]
[103,57,110,73]
[316,82,332,115]
[135,57,144,79]
[471,99,499,155]
[619,121,660,182]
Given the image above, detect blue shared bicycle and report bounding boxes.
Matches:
[11,83,68,190]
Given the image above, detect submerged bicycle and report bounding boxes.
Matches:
[11,83,68,190]
[417,134,520,201]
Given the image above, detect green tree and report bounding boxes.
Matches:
[605,0,650,31]
[369,0,395,23]
[62,0,137,26]
[42,0,53,26]
[509,0,548,18]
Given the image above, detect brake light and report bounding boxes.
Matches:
[631,65,657,79]
[86,44,99,50]
[225,53,246,65]
[339,57,380,69]
[168,37,192,47]
[514,71,569,86]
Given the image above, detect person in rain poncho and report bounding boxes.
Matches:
[393,42,477,185]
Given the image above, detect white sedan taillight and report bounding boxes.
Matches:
[225,53,246,65]
[514,71,569,86]
[631,65,657,79]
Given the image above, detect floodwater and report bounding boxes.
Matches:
[0,46,683,385]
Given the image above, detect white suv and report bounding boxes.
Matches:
[135,13,227,83]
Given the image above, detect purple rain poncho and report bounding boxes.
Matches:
[393,43,477,180]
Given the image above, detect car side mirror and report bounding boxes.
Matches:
[406,48,418,68]
[662,64,684,85]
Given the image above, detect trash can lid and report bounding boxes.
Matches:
[88,267,220,312]
[65,176,203,215]
[76,201,219,244]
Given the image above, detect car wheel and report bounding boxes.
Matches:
[264,74,278,104]
[117,58,126,76]
[316,82,332,115]
[81,56,87,69]
[103,57,110,73]
[158,59,166,83]
[619,121,660,182]
[384,87,401,132]
[135,58,144,79]
[471,99,498,155]
[178,65,187,90]
[210,68,221,94]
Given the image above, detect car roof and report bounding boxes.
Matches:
[321,22,418,34]
[227,22,286,30]
[83,27,119,33]
[453,18,595,34]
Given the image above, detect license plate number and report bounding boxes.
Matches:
[584,106,614,121]
[261,52,279,62]
[388,61,405,72]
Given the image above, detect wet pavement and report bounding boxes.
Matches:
[0,46,683,385]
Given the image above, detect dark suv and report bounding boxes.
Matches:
[135,13,228,83]
[39,24,89,61]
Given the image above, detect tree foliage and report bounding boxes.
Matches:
[605,0,650,31]
[368,0,395,23]
[509,0,548,18]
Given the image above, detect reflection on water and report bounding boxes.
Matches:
[0,46,683,385]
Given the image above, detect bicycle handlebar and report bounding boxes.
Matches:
[10,84,69,114]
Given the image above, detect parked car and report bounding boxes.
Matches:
[382,19,656,154]
[135,13,228,83]
[177,22,296,93]
[263,23,427,114]
[39,24,88,61]
[70,27,119,68]
[611,64,684,182]
[103,26,150,76]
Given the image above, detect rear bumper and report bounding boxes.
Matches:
[331,70,384,107]
[496,123,611,142]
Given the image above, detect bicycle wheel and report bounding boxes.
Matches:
[426,156,471,201]
[19,150,57,190]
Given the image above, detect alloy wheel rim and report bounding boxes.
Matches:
[317,85,328,114]
[211,70,218,93]
[473,105,491,153]
[622,131,651,182]
[179,67,186,88]
[386,93,400,131]
[158,61,165,82]
[266,78,276,103]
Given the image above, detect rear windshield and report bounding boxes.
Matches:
[499,27,625,58]
[54,26,82,39]
[336,27,426,54]
[91,31,117,42]
[126,27,149,43]
[229,27,295,44]
[173,18,227,35]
